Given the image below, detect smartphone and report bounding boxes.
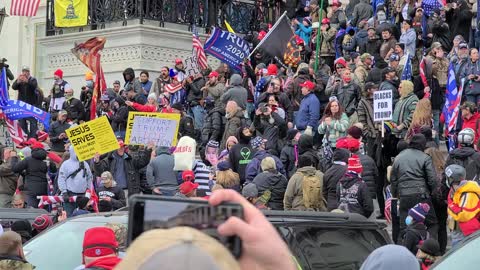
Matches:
[128,195,243,258]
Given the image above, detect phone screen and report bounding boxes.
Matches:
[128,195,243,257]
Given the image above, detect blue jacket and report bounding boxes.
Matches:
[295,24,312,45]
[294,92,320,131]
[245,150,286,183]
[399,28,416,57]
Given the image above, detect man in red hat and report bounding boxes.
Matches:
[50,69,70,112]
[174,58,186,82]
[294,81,320,136]
[81,227,121,270]
[202,71,225,107]
[178,181,199,198]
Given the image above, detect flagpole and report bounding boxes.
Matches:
[248,11,289,59]
[314,0,325,72]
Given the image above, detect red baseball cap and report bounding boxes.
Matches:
[117,139,125,148]
[182,170,195,182]
[208,71,219,78]
[180,181,199,195]
[299,80,315,90]
[83,227,118,258]
[175,58,183,65]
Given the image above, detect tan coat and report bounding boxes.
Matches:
[284,166,326,211]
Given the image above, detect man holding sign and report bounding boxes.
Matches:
[93,139,153,197]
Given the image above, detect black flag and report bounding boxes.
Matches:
[254,12,301,68]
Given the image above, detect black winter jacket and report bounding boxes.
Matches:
[298,135,320,170]
[253,112,286,155]
[253,170,288,210]
[186,77,206,106]
[402,222,428,254]
[93,149,152,196]
[11,77,39,106]
[390,148,436,198]
[62,98,85,122]
[336,171,374,217]
[323,149,350,210]
[111,97,128,132]
[48,120,70,152]
[445,147,480,182]
[280,143,297,179]
[358,153,378,199]
[12,149,48,196]
[201,106,226,144]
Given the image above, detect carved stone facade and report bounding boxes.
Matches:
[35,24,219,93]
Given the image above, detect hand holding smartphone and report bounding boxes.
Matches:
[127,195,243,258]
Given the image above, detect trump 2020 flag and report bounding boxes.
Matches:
[2,100,51,131]
[443,63,464,152]
[54,0,88,27]
[204,27,250,72]
[253,12,301,68]
[401,54,412,81]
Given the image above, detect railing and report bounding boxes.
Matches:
[45,0,283,36]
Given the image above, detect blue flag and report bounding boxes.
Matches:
[0,68,9,106]
[204,27,251,72]
[401,54,412,81]
[442,63,464,152]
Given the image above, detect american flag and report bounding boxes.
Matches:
[0,68,26,146]
[419,57,430,98]
[442,63,464,152]
[10,0,41,17]
[71,37,107,120]
[401,54,412,81]
[192,25,208,70]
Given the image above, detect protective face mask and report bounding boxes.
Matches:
[405,216,413,226]
[343,77,352,83]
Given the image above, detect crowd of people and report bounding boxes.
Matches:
[1,0,480,269]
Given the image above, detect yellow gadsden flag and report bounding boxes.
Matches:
[54,0,88,27]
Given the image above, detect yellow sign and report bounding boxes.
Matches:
[125,112,181,147]
[66,116,119,161]
[54,0,88,28]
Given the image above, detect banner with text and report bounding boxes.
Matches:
[204,27,251,72]
[184,56,201,77]
[125,112,180,147]
[66,116,119,161]
[373,90,393,121]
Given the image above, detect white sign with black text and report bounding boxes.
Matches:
[373,90,393,121]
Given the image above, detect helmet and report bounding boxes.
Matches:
[458,128,475,146]
[445,164,466,188]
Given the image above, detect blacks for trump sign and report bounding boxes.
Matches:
[373,90,393,121]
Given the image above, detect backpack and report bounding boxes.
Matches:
[447,181,480,236]
[301,171,326,210]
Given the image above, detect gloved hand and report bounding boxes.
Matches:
[304,126,313,136]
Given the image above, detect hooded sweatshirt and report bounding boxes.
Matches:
[323,148,350,210]
[446,146,480,181]
[146,147,178,191]
[298,135,319,169]
[220,74,248,110]
[280,129,299,179]
[58,146,93,194]
[360,244,420,270]
[12,148,48,196]
[336,171,374,217]
[229,127,255,184]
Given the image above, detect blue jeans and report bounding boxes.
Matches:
[190,105,205,130]
[114,130,126,140]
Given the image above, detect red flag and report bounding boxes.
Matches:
[71,37,107,120]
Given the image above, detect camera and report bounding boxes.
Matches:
[260,105,269,113]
